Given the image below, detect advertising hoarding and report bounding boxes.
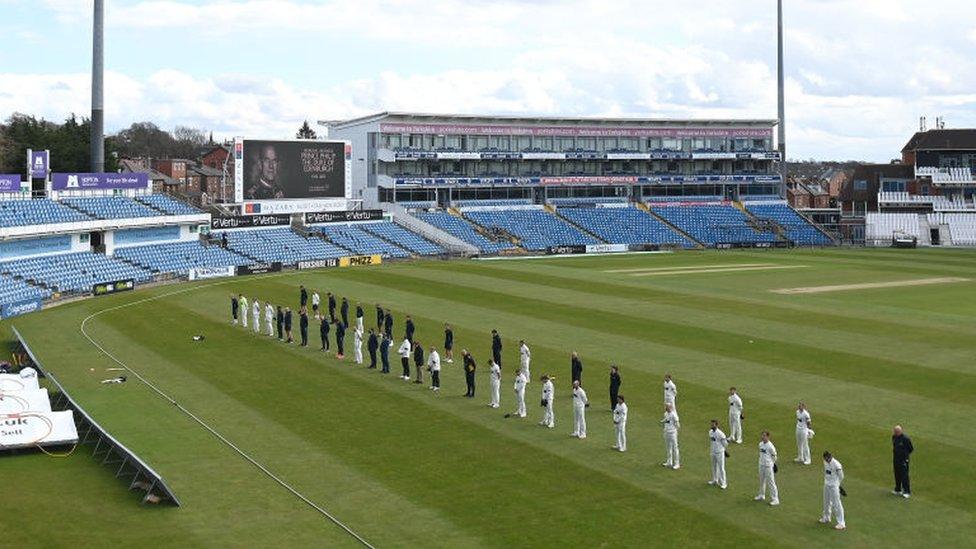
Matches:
[51,173,149,191]
[235,139,351,203]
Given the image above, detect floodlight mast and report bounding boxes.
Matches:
[777,0,787,195]
[91,0,105,172]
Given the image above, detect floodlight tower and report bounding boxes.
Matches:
[91,0,105,172]
[776,0,786,194]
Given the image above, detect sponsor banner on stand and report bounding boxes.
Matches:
[628,243,662,252]
[0,388,53,415]
[0,174,24,193]
[585,243,628,254]
[0,410,79,450]
[29,150,50,179]
[304,209,383,224]
[188,266,236,280]
[93,279,135,296]
[211,213,291,230]
[0,297,42,319]
[339,255,382,267]
[235,262,283,276]
[546,245,587,255]
[52,173,149,191]
[297,258,340,270]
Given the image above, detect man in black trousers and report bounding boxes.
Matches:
[335,319,346,359]
[609,364,621,411]
[320,314,331,352]
[376,304,385,332]
[341,297,349,327]
[327,292,337,322]
[413,340,425,385]
[405,315,416,343]
[299,307,309,347]
[299,285,308,309]
[462,349,476,398]
[284,307,293,343]
[276,305,284,340]
[367,328,378,369]
[571,351,583,385]
[892,425,914,498]
[384,309,394,338]
[491,329,502,367]
[230,294,239,325]
[380,333,392,374]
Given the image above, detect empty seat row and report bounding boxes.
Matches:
[0,252,152,293]
[746,202,832,245]
[557,206,695,248]
[313,224,411,258]
[114,241,251,274]
[0,199,92,227]
[413,211,514,254]
[61,196,162,220]
[650,203,778,246]
[463,208,601,250]
[360,222,445,255]
[216,228,349,264]
[135,194,202,216]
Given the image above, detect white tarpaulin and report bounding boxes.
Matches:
[0,410,78,450]
[0,388,52,414]
[0,372,40,392]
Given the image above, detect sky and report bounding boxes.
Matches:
[1,0,974,161]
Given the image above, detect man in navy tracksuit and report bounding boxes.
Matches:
[276,306,284,340]
[380,334,392,373]
[335,320,346,359]
[405,316,416,344]
[327,292,337,323]
[299,307,309,347]
[384,310,394,338]
[367,329,378,369]
[284,307,293,343]
[231,295,239,324]
[892,425,914,498]
[299,285,308,309]
[491,329,502,367]
[376,305,385,332]
[341,297,349,327]
[320,315,331,352]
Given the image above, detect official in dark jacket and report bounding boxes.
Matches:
[367,329,378,368]
[335,320,346,359]
[405,316,416,343]
[376,304,385,331]
[356,304,364,331]
[299,285,308,308]
[231,295,239,324]
[609,364,621,411]
[275,306,284,340]
[380,334,392,373]
[571,351,583,385]
[284,307,293,343]
[341,297,349,327]
[327,292,337,322]
[384,310,394,338]
[443,323,454,363]
[413,341,425,385]
[892,425,914,498]
[299,307,309,346]
[491,329,502,366]
[320,316,331,351]
[462,349,476,398]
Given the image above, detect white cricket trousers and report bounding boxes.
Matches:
[515,389,526,417]
[664,431,679,466]
[758,465,778,501]
[542,401,554,427]
[711,452,727,487]
[796,428,811,463]
[253,313,260,332]
[241,311,248,328]
[354,343,363,364]
[728,411,742,443]
[489,380,500,407]
[356,317,363,332]
[266,320,273,337]
[572,406,585,437]
[822,485,844,526]
[615,421,627,451]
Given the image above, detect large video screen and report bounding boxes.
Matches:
[236,139,348,201]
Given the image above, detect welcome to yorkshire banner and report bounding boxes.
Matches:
[339,255,382,267]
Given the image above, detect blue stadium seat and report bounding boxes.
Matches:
[745,202,832,245]
[0,252,153,293]
[135,194,202,216]
[558,206,695,248]
[313,224,411,258]
[214,228,349,264]
[464,208,601,250]
[114,241,252,275]
[649,203,778,246]
[61,196,162,220]
[0,199,93,227]
[413,211,514,254]
[360,222,445,256]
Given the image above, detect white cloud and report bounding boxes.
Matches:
[10,0,976,160]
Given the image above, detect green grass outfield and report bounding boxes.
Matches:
[3,248,976,547]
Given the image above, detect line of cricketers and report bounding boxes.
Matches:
[231,289,854,531]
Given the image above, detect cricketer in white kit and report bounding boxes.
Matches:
[820,451,846,530]
[539,375,555,428]
[354,327,364,364]
[513,371,527,418]
[728,387,743,444]
[708,420,729,489]
[519,341,531,383]
[663,374,677,412]
[488,361,501,408]
[795,402,813,465]
[265,303,274,336]
[661,403,680,469]
[755,431,779,505]
[571,380,588,438]
[612,395,628,452]
[239,296,248,328]
[252,300,261,333]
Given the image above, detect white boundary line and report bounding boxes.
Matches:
[76,274,375,549]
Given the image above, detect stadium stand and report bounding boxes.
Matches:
[0,199,93,227]
[217,228,349,264]
[62,196,163,220]
[114,241,252,274]
[649,203,778,246]
[312,224,411,258]
[135,194,202,216]
[546,197,629,206]
[556,206,696,247]
[745,202,832,245]
[0,273,49,302]
[943,214,976,246]
[360,221,445,255]
[0,252,152,293]
[412,211,515,254]
[452,199,534,208]
[645,195,724,203]
[916,166,975,183]
[865,213,920,242]
[395,200,437,210]
[463,208,602,250]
